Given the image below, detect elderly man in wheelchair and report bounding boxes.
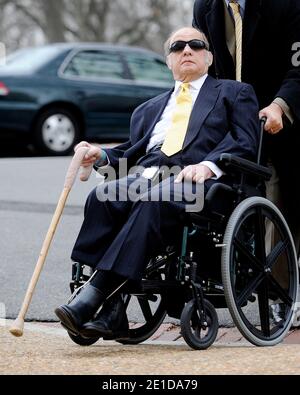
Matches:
[55,27,299,350]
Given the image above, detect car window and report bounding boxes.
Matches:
[125,54,173,83]
[63,50,125,80]
[1,46,64,73]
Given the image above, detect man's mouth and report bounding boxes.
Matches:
[182,60,194,65]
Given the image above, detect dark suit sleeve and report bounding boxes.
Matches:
[274,0,300,120]
[192,0,205,30]
[203,84,260,164]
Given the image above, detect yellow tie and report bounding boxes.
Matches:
[229,1,243,81]
[161,83,193,157]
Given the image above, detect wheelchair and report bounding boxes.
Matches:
[65,122,299,350]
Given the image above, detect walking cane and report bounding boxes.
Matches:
[9,147,93,337]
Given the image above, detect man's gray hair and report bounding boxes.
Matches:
[164,27,210,57]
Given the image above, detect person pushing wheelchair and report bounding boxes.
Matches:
[55,27,259,340]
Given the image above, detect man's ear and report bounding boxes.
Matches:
[166,55,172,70]
[205,51,213,66]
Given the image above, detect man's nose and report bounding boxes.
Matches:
[183,44,192,54]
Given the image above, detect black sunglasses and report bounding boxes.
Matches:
[169,39,209,53]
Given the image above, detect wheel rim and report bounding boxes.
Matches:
[189,302,215,342]
[223,198,298,344]
[42,114,75,152]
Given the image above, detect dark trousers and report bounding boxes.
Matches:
[71,174,211,281]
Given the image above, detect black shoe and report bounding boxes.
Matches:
[80,294,129,340]
[54,284,106,335]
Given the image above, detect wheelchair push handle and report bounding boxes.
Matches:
[256,116,267,165]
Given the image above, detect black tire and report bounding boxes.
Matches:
[34,107,80,155]
[222,197,299,346]
[180,299,219,350]
[67,331,100,346]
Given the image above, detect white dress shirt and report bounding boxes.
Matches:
[146,74,223,179]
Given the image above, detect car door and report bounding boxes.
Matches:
[60,48,136,139]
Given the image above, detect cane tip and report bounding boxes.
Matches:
[9,319,24,337]
[9,327,23,337]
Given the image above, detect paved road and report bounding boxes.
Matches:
[0,154,98,320]
[0,152,234,326]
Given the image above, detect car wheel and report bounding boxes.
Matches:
[34,108,80,155]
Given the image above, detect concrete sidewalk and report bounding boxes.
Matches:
[1,321,300,375]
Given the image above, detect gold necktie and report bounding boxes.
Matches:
[229,1,243,81]
[161,83,193,157]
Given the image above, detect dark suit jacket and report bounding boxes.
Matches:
[193,0,300,115]
[193,0,300,228]
[103,76,259,173]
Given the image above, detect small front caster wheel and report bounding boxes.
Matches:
[180,299,218,350]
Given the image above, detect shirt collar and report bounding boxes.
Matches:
[225,0,246,17]
[174,74,208,94]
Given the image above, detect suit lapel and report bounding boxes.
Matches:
[137,90,172,149]
[183,76,221,150]
[206,0,235,77]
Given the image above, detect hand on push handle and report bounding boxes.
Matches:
[259,102,284,135]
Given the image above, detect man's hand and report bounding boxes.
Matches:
[175,164,214,184]
[259,102,284,134]
[74,141,102,167]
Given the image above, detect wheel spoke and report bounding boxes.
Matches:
[268,275,293,306]
[266,238,289,270]
[233,237,262,271]
[138,297,154,322]
[254,207,267,266]
[257,279,271,337]
[194,325,201,338]
[123,294,132,310]
[236,272,265,307]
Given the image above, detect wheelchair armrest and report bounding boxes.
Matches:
[189,183,235,226]
[219,153,272,181]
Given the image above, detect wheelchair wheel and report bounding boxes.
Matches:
[116,292,166,345]
[67,332,100,346]
[117,256,170,345]
[222,197,299,346]
[180,299,219,350]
